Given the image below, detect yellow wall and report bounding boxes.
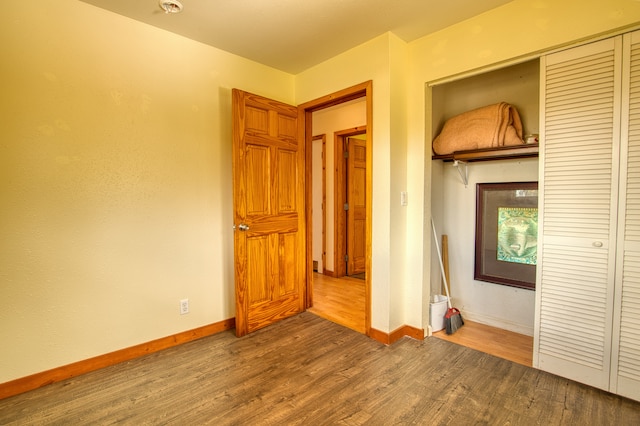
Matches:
[389,34,411,330]
[0,1,294,383]
[410,0,640,83]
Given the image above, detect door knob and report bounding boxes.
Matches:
[238,223,250,231]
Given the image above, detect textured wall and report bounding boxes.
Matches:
[0,0,294,383]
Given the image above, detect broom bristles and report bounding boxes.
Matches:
[445,307,464,335]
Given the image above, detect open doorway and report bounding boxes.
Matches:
[300,81,372,336]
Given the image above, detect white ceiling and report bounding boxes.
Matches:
[81,0,513,74]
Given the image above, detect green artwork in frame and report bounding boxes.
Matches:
[475,181,537,290]
[497,207,538,265]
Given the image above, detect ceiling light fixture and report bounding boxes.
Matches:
[159,0,183,14]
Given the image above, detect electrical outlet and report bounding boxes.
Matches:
[180,298,189,315]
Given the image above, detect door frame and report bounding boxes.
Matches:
[299,80,373,336]
[311,134,327,274]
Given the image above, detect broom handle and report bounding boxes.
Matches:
[431,218,453,310]
[442,235,450,296]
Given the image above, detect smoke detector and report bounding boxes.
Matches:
[159,0,183,14]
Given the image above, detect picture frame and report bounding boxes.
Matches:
[475,182,538,290]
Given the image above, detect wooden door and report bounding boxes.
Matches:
[232,89,305,337]
[347,137,366,275]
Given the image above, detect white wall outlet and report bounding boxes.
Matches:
[180,298,189,315]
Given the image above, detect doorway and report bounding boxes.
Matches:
[300,81,372,336]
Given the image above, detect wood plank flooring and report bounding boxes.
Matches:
[433,320,534,367]
[307,272,366,333]
[1,312,638,425]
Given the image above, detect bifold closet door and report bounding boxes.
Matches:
[535,37,622,391]
[611,30,640,401]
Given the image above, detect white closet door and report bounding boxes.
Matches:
[611,30,640,401]
[535,37,622,390]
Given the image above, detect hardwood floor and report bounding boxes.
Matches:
[307,272,366,333]
[1,312,638,425]
[433,320,534,367]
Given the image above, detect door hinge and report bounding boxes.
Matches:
[344,203,349,211]
[344,151,349,158]
[344,255,349,262]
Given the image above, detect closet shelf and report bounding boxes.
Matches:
[432,143,539,162]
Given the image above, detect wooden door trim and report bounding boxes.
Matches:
[312,134,327,274]
[300,80,373,336]
[321,136,327,274]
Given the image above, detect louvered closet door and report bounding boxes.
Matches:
[535,37,622,390]
[611,30,640,401]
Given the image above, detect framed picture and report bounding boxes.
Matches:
[475,182,538,290]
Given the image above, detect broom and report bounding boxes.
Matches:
[431,218,464,335]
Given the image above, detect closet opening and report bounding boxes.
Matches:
[429,58,540,367]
